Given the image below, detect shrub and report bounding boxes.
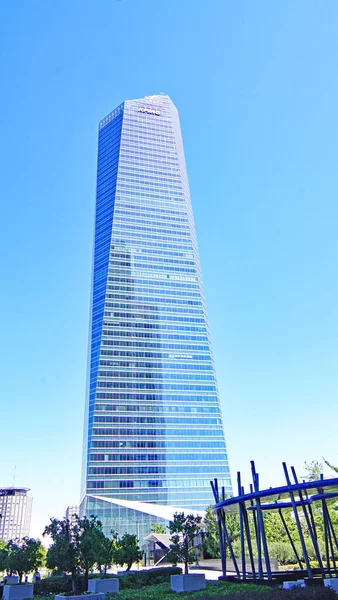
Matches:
[119,566,182,589]
[268,542,298,565]
[33,575,86,596]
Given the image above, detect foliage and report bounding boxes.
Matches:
[95,533,115,576]
[5,538,45,582]
[33,568,181,596]
[119,566,182,589]
[44,517,79,592]
[150,522,166,534]
[203,505,221,558]
[77,516,107,587]
[34,584,338,600]
[33,575,84,596]
[105,579,270,600]
[264,510,298,545]
[302,461,324,481]
[43,515,107,593]
[111,533,143,571]
[323,457,338,475]
[0,541,8,573]
[168,512,203,574]
[268,542,298,565]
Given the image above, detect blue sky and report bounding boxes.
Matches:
[1,0,338,538]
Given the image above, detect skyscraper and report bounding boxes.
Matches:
[0,488,32,541]
[81,94,231,538]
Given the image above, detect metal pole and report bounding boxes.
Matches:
[237,472,246,580]
[323,501,338,556]
[242,490,256,578]
[278,508,303,570]
[291,466,324,576]
[282,462,312,579]
[211,479,227,578]
[322,498,331,574]
[251,461,272,580]
[250,482,261,578]
[220,509,241,577]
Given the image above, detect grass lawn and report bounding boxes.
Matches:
[113,580,269,600]
[111,581,338,600]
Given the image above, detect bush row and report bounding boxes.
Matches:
[119,566,182,589]
[34,576,85,596]
[33,567,182,595]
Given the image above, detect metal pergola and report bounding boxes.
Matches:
[211,461,338,584]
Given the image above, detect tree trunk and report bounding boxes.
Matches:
[71,571,77,594]
[84,568,89,590]
[184,561,189,575]
[127,563,132,571]
[18,573,23,584]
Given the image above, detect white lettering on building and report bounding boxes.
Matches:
[138,107,161,116]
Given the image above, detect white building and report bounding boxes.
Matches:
[0,488,32,541]
[65,505,79,527]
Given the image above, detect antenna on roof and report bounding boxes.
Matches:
[12,466,16,488]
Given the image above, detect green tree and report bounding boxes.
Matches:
[44,515,107,592]
[323,457,338,475]
[302,461,323,481]
[264,510,298,544]
[202,505,240,559]
[0,540,8,574]
[44,518,80,592]
[168,512,203,575]
[150,523,166,534]
[78,516,106,589]
[6,538,45,583]
[96,534,116,577]
[202,506,220,559]
[111,533,143,571]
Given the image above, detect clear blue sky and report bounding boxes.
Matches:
[1,0,338,538]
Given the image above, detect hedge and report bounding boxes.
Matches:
[119,566,182,589]
[33,567,182,595]
[34,575,86,596]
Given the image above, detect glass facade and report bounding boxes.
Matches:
[81,94,231,538]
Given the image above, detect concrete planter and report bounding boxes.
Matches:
[55,594,104,600]
[88,579,119,595]
[171,574,206,593]
[324,580,338,592]
[3,584,33,600]
[3,577,19,585]
[283,581,305,589]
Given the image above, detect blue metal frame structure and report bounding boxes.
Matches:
[211,461,338,584]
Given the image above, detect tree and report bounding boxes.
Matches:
[44,518,80,593]
[202,506,220,559]
[150,522,166,534]
[111,533,143,571]
[96,534,116,577]
[302,461,323,481]
[323,457,338,475]
[168,512,203,575]
[6,538,45,583]
[202,505,240,559]
[78,516,107,589]
[0,540,8,574]
[264,510,298,544]
[44,515,108,592]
